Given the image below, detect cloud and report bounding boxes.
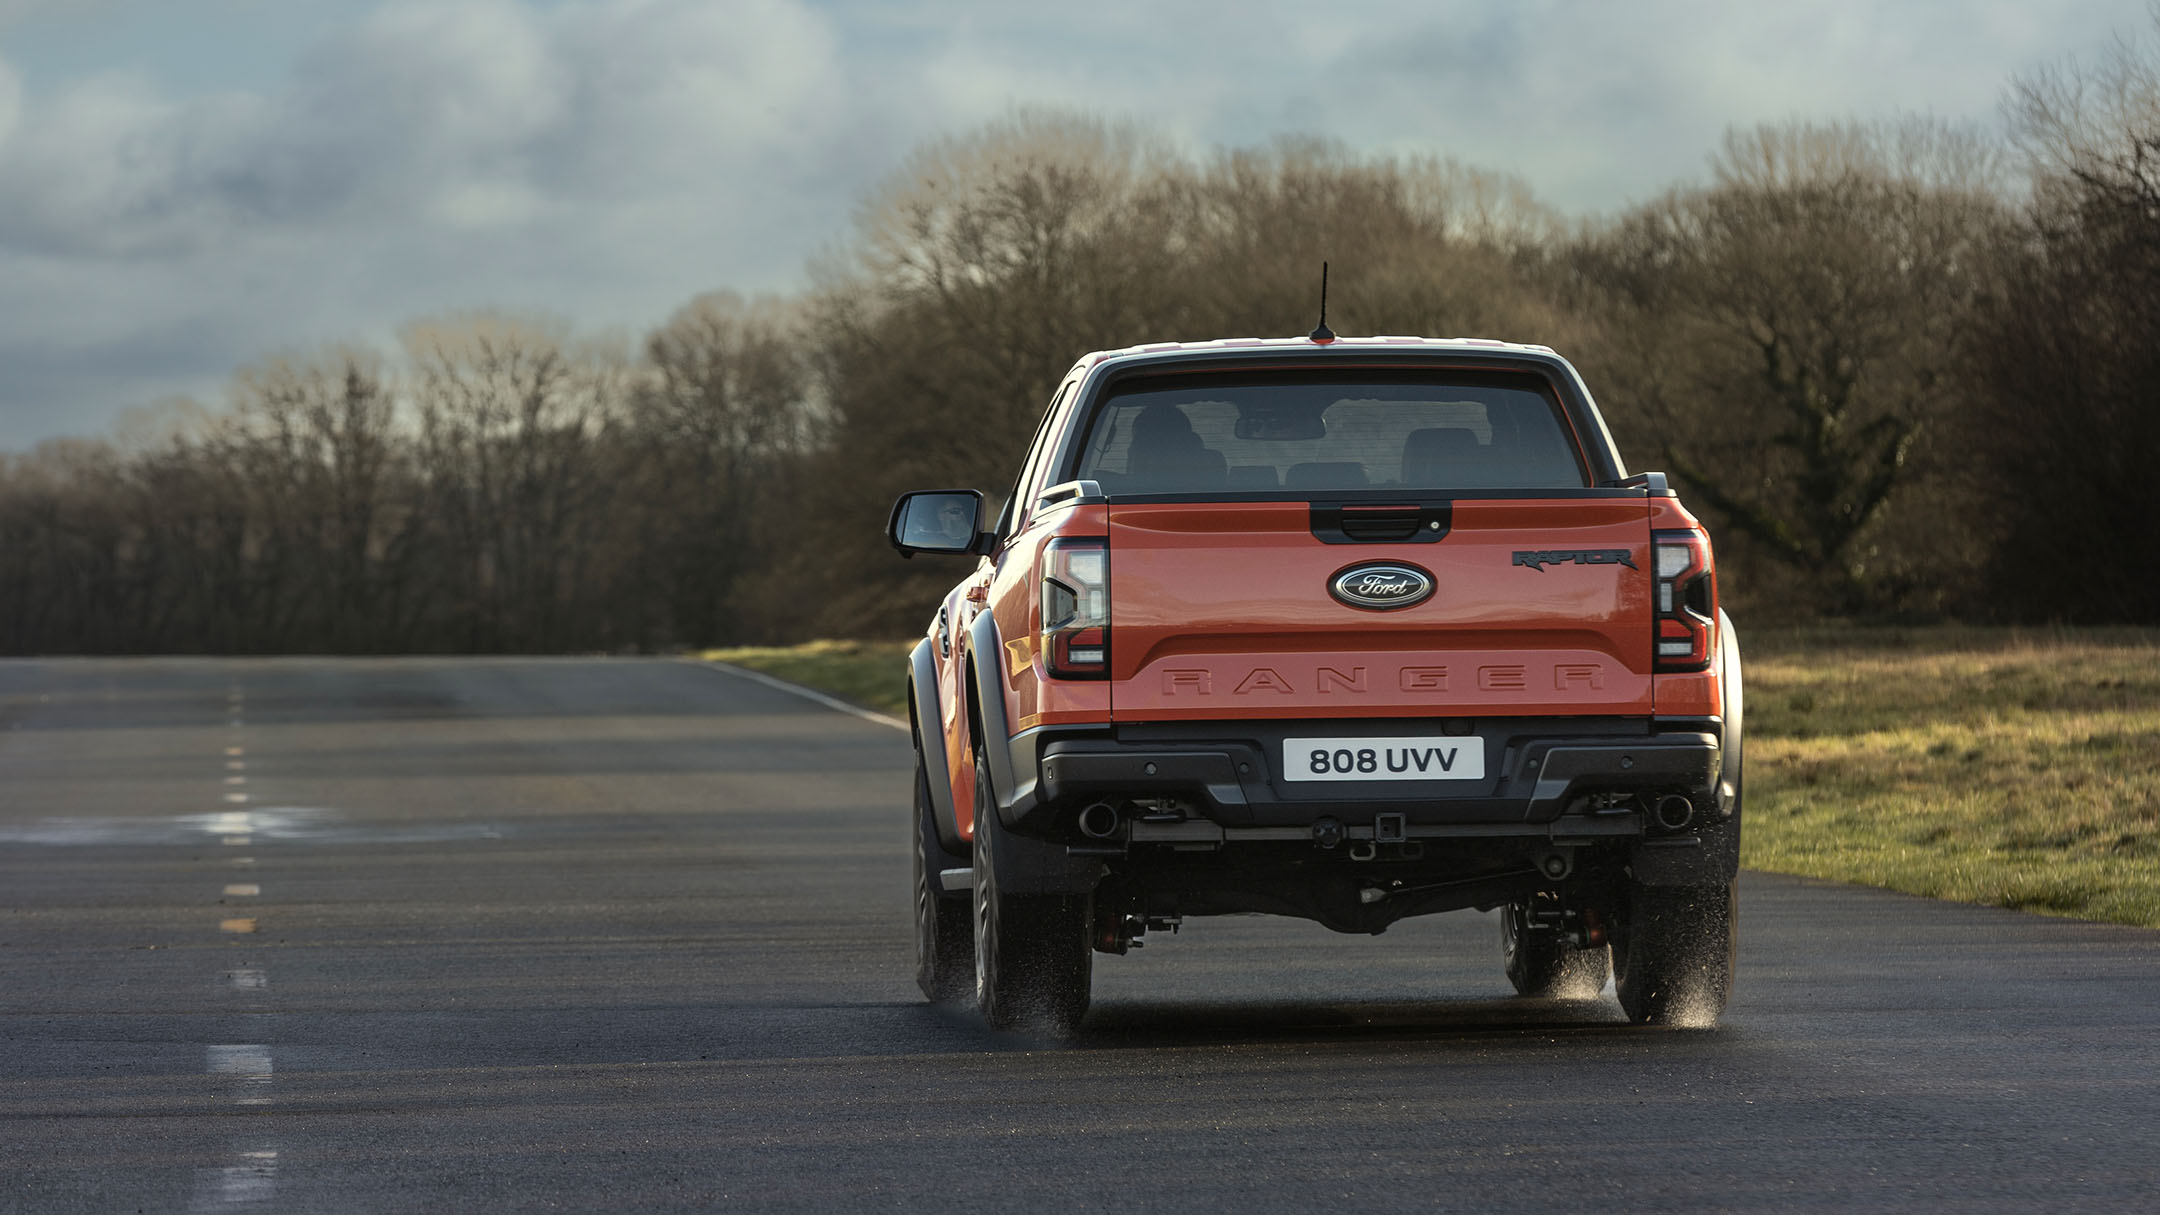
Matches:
[0,0,847,256]
[0,0,2153,448]
[0,0,865,446]
[0,54,17,147]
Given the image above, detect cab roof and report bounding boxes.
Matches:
[1072,335,1562,376]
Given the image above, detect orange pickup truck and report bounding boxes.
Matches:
[889,335,1742,1034]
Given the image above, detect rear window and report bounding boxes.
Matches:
[1072,370,1588,495]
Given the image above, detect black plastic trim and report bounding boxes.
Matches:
[965,611,1048,830]
[1310,501,1453,544]
[1023,719,1719,830]
[908,638,964,855]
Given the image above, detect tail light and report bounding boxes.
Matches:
[1653,528,1716,671]
[1042,538,1108,678]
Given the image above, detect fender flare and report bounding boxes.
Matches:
[965,610,1043,829]
[908,638,965,857]
[963,611,1097,895]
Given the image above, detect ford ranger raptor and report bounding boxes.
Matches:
[888,335,1742,1034]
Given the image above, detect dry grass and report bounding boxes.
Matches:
[1742,627,2160,927]
[708,627,2160,927]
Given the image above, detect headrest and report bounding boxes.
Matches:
[1402,427,1482,482]
[1132,403,1199,443]
[1285,461,1368,489]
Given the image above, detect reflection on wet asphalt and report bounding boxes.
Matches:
[2,658,2158,1212]
[0,806,505,847]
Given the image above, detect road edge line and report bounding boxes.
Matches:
[691,660,909,733]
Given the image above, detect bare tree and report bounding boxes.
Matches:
[1575,118,2011,612]
[1964,9,2160,619]
[217,350,418,649]
[404,314,626,650]
[626,292,812,645]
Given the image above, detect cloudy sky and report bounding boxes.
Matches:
[0,0,2151,449]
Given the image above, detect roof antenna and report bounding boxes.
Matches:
[1308,262,1335,345]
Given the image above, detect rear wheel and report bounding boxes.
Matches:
[913,750,972,1003]
[972,750,1090,1035]
[1501,894,1612,999]
[1612,881,1736,1025]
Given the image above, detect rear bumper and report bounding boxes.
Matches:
[1028,723,1720,828]
[1007,717,1737,888]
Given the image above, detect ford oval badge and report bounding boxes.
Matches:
[1330,562,1435,610]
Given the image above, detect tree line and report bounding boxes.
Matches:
[4,31,2157,653]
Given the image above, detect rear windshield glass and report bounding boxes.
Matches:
[1072,371,1587,495]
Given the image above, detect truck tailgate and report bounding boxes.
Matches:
[1107,499,1655,719]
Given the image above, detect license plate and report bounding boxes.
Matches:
[1283,737,1485,782]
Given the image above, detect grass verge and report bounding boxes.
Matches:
[701,639,915,719]
[1741,627,2160,928]
[706,628,2160,928]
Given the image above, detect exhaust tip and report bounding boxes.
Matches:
[1653,794,1695,832]
[1077,802,1123,841]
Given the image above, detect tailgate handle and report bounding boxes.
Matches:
[1310,502,1451,544]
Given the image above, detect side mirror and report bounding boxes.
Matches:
[888,489,987,557]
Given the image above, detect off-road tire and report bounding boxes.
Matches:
[1501,894,1612,999]
[1612,881,1736,1025]
[972,750,1090,1034]
[913,750,973,1003]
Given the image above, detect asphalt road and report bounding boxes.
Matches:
[2,658,2157,1213]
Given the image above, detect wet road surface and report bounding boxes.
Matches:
[2,658,2157,1212]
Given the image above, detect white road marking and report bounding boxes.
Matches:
[206,1045,273,1106]
[222,836,252,846]
[225,746,244,757]
[222,970,267,990]
[226,760,246,771]
[224,793,249,804]
[207,1044,271,1073]
[696,660,909,732]
[224,884,259,897]
[189,1148,277,1212]
[225,776,246,786]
